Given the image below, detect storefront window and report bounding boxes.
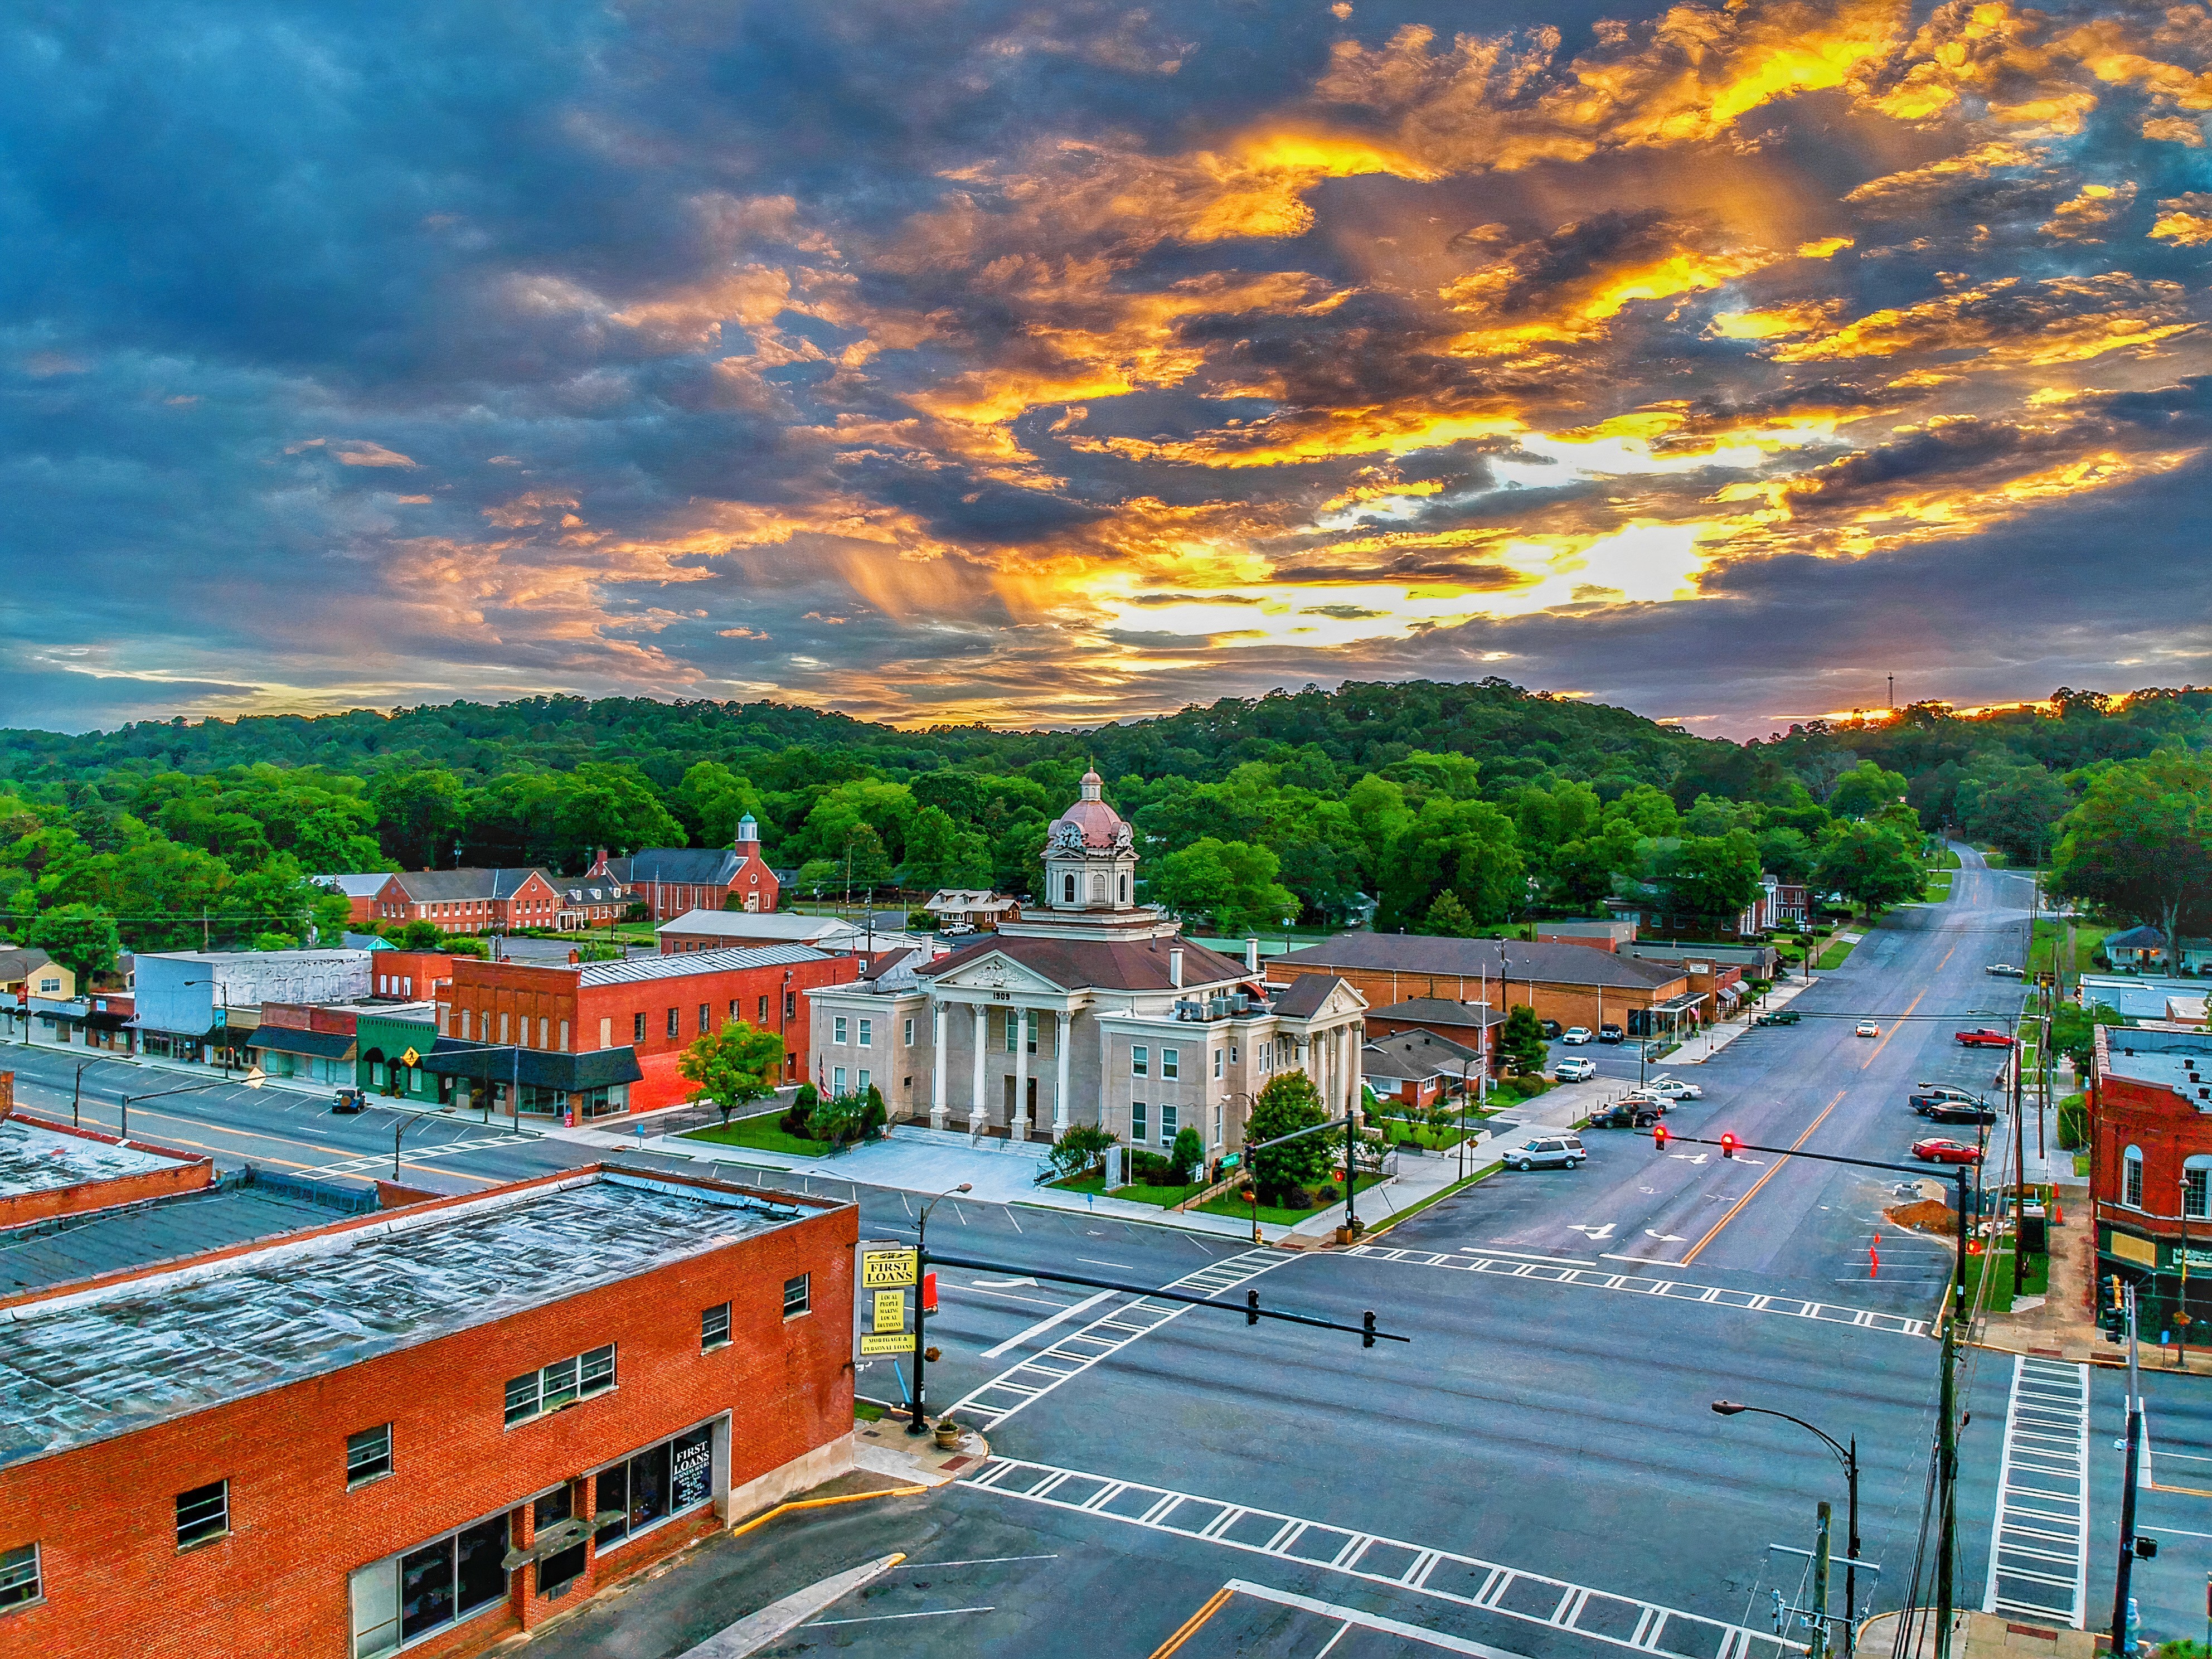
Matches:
[354,1512,508,1656]
[592,1424,713,1552]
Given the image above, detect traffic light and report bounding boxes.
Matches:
[1720,1133,1740,1160]
[1653,1123,1670,1151]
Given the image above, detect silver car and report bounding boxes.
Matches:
[1506,1134,1585,1171]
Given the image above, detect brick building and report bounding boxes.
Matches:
[2091,1020,2212,1333]
[1363,998,1503,1068]
[592,816,780,922]
[370,869,565,935]
[436,946,858,1112]
[1270,934,1696,1037]
[0,1165,856,1659]
[0,1101,214,1231]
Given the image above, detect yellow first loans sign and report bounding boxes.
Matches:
[860,1246,916,1289]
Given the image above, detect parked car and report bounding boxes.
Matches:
[1953,1028,2015,1049]
[1911,1137,1984,1165]
[1598,1024,1626,1044]
[1985,963,2023,978]
[1554,1056,1598,1083]
[1645,1078,1703,1100]
[1589,1101,1662,1129]
[1754,1009,1801,1027]
[1855,1021,1881,1037]
[1561,1027,1595,1045]
[1540,1020,1564,1039]
[1506,1134,1586,1171]
[1913,1083,1980,1104]
[1616,1090,1668,1113]
[1917,1100,1998,1125]
[332,1088,366,1115]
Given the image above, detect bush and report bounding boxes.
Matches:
[909,911,938,931]
[782,1083,819,1138]
[1169,1125,1204,1182]
[1049,1122,1118,1179]
[2056,1093,2087,1150]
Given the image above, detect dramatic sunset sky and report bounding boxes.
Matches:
[9,0,2212,735]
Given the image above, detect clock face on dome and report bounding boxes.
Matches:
[1050,820,1088,853]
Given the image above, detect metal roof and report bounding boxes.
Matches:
[0,1172,824,1470]
[0,1118,197,1201]
[578,944,831,986]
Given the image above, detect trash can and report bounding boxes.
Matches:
[2019,1204,2048,1254]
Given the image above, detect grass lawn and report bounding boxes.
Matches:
[1817,934,1859,969]
[1192,1172,1388,1226]
[1370,1116,1492,1150]
[1925,871,1956,902]
[1962,1243,2050,1315]
[680,1117,832,1157]
[1938,847,1962,870]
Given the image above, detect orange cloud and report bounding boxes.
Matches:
[2150,192,2212,246]
[2040,181,2137,241]
[1770,273,2195,367]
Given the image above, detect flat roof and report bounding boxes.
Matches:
[2102,1023,2212,1107]
[0,1175,365,1296]
[580,944,831,986]
[0,1171,829,1471]
[0,1118,195,1201]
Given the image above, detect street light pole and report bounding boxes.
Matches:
[907,1181,973,1436]
[1713,1403,1862,1652]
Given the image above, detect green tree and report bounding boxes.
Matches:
[1651,830,1763,929]
[1811,822,1924,912]
[1420,890,1476,935]
[1244,1070,1331,1205]
[25,903,120,985]
[2051,750,2212,973]
[1497,1005,1548,1075]
[390,919,448,950]
[1168,1124,1204,1182]
[1379,796,1525,930]
[1048,1122,1118,1179]
[1151,838,1299,934]
[1827,760,1910,820]
[678,1020,788,1127]
[1755,826,1815,884]
[372,769,467,868]
[899,805,993,892]
[1955,754,2070,865]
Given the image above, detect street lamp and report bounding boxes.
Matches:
[907,1181,973,1436]
[1713,1401,1863,1651]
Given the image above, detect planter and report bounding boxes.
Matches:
[933,1421,963,1451]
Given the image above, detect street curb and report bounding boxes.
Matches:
[672,1551,911,1658]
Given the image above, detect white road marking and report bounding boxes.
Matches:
[903,1554,1060,1568]
[970,1459,1802,1659]
[1645,1231,1685,1242]
[973,1276,1040,1288]
[1226,1579,1524,1658]
[1077,1258,1134,1270]
[1982,1354,2091,1627]
[806,1606,994,1627]
[1348,1245,1929,1337]
[979,1289,1117,1360]
[1566,1224,1617,1241]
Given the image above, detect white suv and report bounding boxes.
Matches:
[1506,1135,1586,1171]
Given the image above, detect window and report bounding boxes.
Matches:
[833,1066,847,1093]
[759,996,770,1022]
[698,1003,711,1035]
[37,977,59,994]
[497,1012,508,1044]
[1161,1104,1178,1147]
[1120,874,1129,904]
[599,1016,615,1048]
[1132,1101,1147,1144]
[666,1007,679,1040]
[0,1545,40,1611]
[350,1514,509,1657]
[701,1302,731,1351]
[1162,1047,1179,1080]
[1213,1049,1223,1079]
[784,992,797,1021]
[633,1012,647,1044]
[558,1020,569,1052]
[176,1479,229,1548]
[2186,1155,2212,1220]
[2124,1144,2145,1209]
[503,1343,616,1425]
[346,1424,393,1487]
[1063,874,1076,904]
[1025,1011,1037,1054]
[1005,1013,1018,1053]
[539,1017,549,1049]
[858,1018,872,1049]
[591,1424,714,1555]
[783,1273,811,1317]
[904,1018,914,1047]
[1132,1045,1149,1078]
[857,1069,870,1093]
[834,1016,848,1045]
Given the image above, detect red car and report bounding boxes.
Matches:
[1912,1137,1984,1165]
[1953,1028,2015,1049]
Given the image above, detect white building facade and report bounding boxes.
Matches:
[807,772,1366,1158]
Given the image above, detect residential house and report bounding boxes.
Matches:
[808,772,1369,1157]
[0,948,69,1003]
[924,890,1020,932]
[1362,1028,1485,1108]
[2104,925,2212,975]
[370,868,564,935]
[592,817,780,921]
[1363,997,1503,1069]
[1270,934,1697,1038]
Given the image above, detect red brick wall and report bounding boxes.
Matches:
[0,1189,856,1659]
[1275,964,1685,1032]
[447,961,581,1051]
[581,956,857,1107]
[0,1111,212,1229]
[2093,1072,2212,1233]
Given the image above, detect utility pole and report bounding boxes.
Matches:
[2014,1029,2028,1296]
[2112,1284,2144,1656]
[1809,1501,1833,1659]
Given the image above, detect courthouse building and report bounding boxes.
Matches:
[808,772,1369,1159]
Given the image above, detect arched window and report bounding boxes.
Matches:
[2123,1144,2145,1210]
[1063,873,1076,905]
[1120,873,1129,904]
[2185,1153,2212,1220]
[1091,874,1107,903]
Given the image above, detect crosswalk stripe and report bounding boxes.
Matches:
[1983,1354,2092,1627]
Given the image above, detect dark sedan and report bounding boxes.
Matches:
[1914,1100,1998,1125]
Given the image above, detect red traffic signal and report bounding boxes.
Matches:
[1720,1133,1739,1159]
[1652,1123,1670,1151]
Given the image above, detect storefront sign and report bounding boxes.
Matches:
[872,1291,906,1333]
[671,1429,712,1512]
[860,1332,916,1355]
[860,1246,916,1289]
[2111,1230,2157,1267]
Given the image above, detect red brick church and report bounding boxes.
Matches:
[590,816,780,922]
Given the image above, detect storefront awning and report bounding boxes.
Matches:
[247,1027,357,1061]
[418,1041,643,1091]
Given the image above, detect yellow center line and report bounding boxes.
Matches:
[1150,1587,1236,1659]
[57,1104,513,1187]
[1680,1088,1846,1266]
[1859,986,1927,1069]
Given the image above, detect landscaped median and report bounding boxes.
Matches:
[1049,1168,1390,1228]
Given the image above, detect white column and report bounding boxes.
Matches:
[969,1006,987,1132]
[930,1001,948,1131]
[1013,1006,1030,1142]
[1053,1009,1072,1136]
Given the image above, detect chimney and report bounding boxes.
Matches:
[1245,935,1260,973]
[1170,947,1185,989]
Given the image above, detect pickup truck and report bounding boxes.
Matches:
[1754,1009,1801,1027]
[1953,1027,2015,1049]
[1588,1100,1663,1129]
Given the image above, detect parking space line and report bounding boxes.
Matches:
[971,1457,1802,1659]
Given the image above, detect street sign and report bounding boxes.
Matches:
[400,1046,421,1067]
[872,1290,906,1333]
[860,1246,917,1288]
[860,1332,915,1355]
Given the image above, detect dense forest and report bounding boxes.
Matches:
[3,678,2209,984]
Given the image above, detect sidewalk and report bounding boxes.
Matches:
[1679,973,1818,1065]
